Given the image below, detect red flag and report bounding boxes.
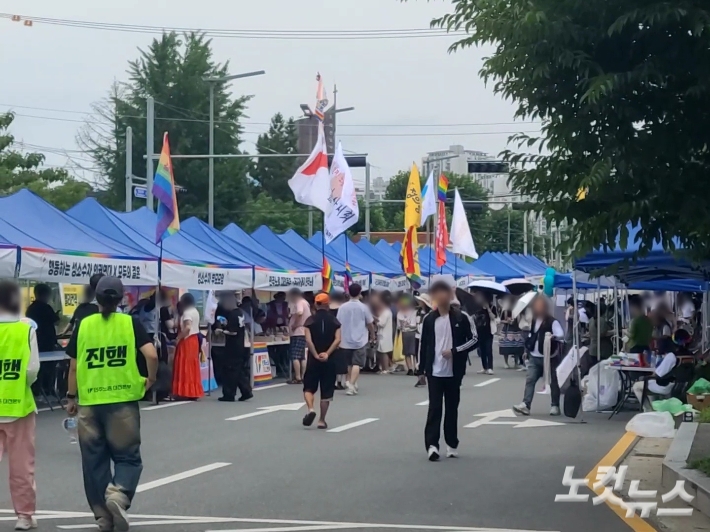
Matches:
[436,201,449,268]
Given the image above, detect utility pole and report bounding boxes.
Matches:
[507,204,511,253]
[208,82,215,226]
[365,163,371,239]
[308,207,313,238]
[523,209,528,254]
[146,97,155,211]
[125,127,133,212]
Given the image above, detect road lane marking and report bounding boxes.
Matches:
[135,462,231,493]
[212,525,353,532]
[474,378,500,387]
[416,400,430,406]
[254,383,288,391]
[327,418,379,433]
[141,401,191,411]
[584,431,655,532]
[225,402,303,421]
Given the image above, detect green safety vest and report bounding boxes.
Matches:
[0,321,35,418]
[76,313,145,406]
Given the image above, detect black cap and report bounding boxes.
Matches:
[96,276,124,299]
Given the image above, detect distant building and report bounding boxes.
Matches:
[422,144,520,210]
[355,175,388,200]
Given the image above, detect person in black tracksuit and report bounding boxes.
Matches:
[419,281,478,461]
[217,294,252,403]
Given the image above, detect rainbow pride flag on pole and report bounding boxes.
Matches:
[322,256,333,293]
[438,174,449,201]
[152,132,180,243]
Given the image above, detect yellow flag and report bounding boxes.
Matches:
[404,163,422,229]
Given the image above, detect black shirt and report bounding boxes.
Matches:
[223,308,247,356]
[305,310,341,359]
[70,302,99,328]
[26,300,59,352]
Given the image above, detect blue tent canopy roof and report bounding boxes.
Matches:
[276,230,349,273]
[471,252,524,281]
[250,226,323,271]
[310,232,401,276]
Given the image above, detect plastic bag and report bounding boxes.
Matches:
[626,411,676,438]
[652,397,693,415]
[582,360,621,412]
[688,378,710,395]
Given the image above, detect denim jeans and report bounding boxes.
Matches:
[523,356,560,408]
[77,402,143,524]
[478,335,494,370]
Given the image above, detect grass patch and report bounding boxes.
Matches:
[698,409,710,424]
[689,457,710,476]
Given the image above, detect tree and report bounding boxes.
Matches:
[421,1,710,259]
[350,197,387,235]
[0,113,91,210]
[251,113,299,201]
[237,193,310,236]
[79,32,252,227]
[482,209,545,256]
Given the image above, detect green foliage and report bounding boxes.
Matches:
[251,113,299,202]
[350,197,387,235]
[689,456,710,477]
[418,0,710,260]
[238,193,310,236]
[0,113,91,209]
[80,32,252,227]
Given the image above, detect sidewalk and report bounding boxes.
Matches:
[618,436,710,531]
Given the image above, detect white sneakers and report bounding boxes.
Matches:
[486,369,494,375]
[428,445,458,461]
[550,406,561,416]
[513,402,531,416]
[345,382,359,396]
[477,369,486,374]
[107,498,130,532]
[15,516,37,530]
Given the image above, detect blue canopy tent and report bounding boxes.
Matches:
[472,252,525,282]
[276,229,348,273]
[68,200,252,289]
[310,232,402,277]
[250,226,324,271]
[2,191,158,285]
[355,238,403,274]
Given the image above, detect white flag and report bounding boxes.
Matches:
[324,142,359,244]
[288,121,332,214]
[450,188,479,259]
[420,170,436,226]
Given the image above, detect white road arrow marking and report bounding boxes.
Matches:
[465,409,564,429]
[416,400,429,406]
[136,462,231,493]
[474,378,500,387]
[225,402,304,421]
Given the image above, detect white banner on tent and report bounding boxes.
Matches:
[370,274,409,292]
[161,261,251,290]
[20,250,158,286]
[0,247,17,279]
[333,273,369,290]
[456,276,471,289]
[254,270,322,291]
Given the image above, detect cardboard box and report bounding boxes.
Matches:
[688,393,710,412]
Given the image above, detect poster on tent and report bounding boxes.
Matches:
[456,276,471,289]
[252,342,273,387]
[370,274,409,292]
[333,273,369,291]
[254,269,322,291]
[60,284,83,317]
[160,262,252,290]
[0,246,17,279]
[20,251,158,286]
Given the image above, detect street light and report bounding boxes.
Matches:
[203,69,266,226]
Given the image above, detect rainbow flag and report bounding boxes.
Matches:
[400,226,422,287]
[152,132,180,243]
[322,256,333,293]
[344,261,353,291]
[438,174,449,201]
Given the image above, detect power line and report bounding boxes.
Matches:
[1,13,467,40]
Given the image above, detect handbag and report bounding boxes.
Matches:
[392,332,405,363]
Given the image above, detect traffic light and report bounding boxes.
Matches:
[467,161,509,174]
[327,155,367,168]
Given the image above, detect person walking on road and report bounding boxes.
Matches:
[218,292,252,403]
[513,295,564,417]
[420,280,477,461]
[0,281,40,531]
[472,291,497,375]
[302,293,341,429]
[337,284,375,396]
[65,277,158,532]
[288,288,311,384]
[374,294,394,374]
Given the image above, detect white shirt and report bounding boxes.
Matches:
[397,309,418,333]
[432,314,454,377]
[649,352,677,395]
[376,308,394,353]
[337,300,374,349]
[530,318,565,358]
[181,307,201,337]
[681,301,695,320]
[578,309,589,324]
[0,315,40,423]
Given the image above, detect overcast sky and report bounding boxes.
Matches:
[0,0,535,188]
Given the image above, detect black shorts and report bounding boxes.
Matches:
[302,358,336,400]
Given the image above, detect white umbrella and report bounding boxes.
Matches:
[503,278,535,296]
[512,291,536,319]
[468,279,509,295]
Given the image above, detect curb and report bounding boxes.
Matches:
[662,422,710,517]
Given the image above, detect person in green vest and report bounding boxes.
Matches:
[0,280,40,531]
[65,277,158,532]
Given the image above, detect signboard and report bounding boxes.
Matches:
[252,342,273,387]
[333,273,369,290]
[254,270,322,292]
[133,186,147,199]
[61,284,84,317]
[160,262,252,290]
[20,251,159,286]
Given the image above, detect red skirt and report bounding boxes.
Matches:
[172,335,204,399]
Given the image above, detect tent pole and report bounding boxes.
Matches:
[596,278,601,412]
[572,269,585,423]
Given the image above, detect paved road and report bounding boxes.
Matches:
[0,360,637,532]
